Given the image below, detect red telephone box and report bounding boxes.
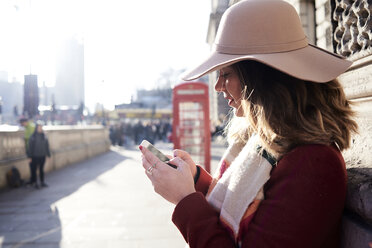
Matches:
[173,82,211,173]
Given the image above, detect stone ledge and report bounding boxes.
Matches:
[345,168,372,224]
[339,55,372,100]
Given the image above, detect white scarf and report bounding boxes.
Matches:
[206,136,274,237]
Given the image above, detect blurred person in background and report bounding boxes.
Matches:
[19,117,35,185]
[28,122,51,189]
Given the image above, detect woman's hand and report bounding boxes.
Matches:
[140,146,196,205]
[173,149,197,177]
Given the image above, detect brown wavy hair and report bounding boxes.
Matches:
[226,60,358,158]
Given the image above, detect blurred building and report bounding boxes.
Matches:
[55,35,85,107]
[39,81,54,106]
[0,71,8,82]
[0,72,23,123]
[115,88,173,120]
[23,74,39,118]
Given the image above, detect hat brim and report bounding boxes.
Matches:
[181,45,352,83]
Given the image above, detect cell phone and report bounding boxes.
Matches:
[140,140,177,169]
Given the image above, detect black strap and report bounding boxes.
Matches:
[194,166,201,184]
[261,149,277,168]
[256,146,277,168]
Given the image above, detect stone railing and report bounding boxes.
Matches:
[0,125,111,188]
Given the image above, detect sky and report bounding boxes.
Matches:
[0,0,211,111]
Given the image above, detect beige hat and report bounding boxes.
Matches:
[182,0,352,83]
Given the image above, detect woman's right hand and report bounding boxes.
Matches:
[173,149,197,177]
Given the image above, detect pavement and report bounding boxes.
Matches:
[0,140,227,248]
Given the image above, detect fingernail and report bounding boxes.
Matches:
[139,145,143,150]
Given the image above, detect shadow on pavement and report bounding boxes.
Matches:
[0,149,128,248]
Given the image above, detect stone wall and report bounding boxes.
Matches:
[326,0,372,246]
[0,126,111,189]
[338,56,372,248]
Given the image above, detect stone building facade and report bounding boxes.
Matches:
[329,0,372,246]
[206,0,372,247]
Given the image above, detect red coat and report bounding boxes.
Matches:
[172,144,347,248]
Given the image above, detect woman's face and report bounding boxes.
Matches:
[215,66,244,117]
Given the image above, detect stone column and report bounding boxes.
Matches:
[316,0,333,50]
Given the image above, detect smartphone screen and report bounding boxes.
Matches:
[140,140,177,168]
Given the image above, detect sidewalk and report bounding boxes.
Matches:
[0,141,227,248]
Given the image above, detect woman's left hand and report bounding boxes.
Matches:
[140,146,196,205]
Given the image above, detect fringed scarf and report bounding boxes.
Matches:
[206,136,276,245]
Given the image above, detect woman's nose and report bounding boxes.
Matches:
[214,76,224,92]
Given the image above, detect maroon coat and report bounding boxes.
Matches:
[172,144,347,248]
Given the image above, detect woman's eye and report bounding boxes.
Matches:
[221,73,230,79]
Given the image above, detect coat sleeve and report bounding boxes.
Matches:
[194,166,213,195]
[27,136,34,158]
[45,138,51,157]
[172,192,236,248]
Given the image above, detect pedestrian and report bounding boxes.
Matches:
[19,117,35,185]
[109,125,115,145]
[134,121,145,145]
[139,0,358,247]
[28,122,51,188]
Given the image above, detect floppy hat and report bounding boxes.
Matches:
[182,0,352,83]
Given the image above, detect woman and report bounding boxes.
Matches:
[28,122,51,188]
[140,0,357,247]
